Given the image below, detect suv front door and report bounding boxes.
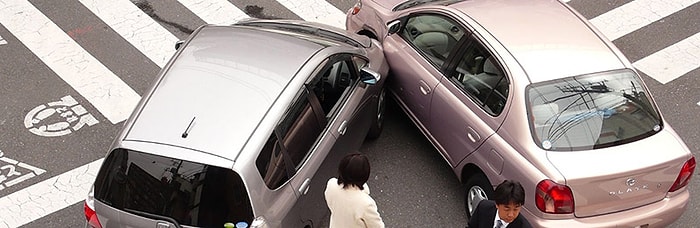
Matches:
[288,54,372,226]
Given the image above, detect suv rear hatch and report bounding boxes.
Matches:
[91,148,254,227]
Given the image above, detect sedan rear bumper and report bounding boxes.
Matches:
[524,189,689,227]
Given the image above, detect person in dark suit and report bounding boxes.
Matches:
[467,180,532,228]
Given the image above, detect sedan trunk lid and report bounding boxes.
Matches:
[546,129,691,218]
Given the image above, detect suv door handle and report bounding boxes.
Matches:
[338,120,348,135]
[299,178,311,195]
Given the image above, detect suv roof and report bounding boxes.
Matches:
[124,25,326,161]
[452,0,625,82]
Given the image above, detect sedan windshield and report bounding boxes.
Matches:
[526,69,661,151]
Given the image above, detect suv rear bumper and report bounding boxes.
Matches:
[524,189,689,227]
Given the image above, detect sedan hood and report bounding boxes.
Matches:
[546,128,691,217]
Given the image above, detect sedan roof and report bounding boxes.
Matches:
[125,25,325,160]
[452,0,626,82]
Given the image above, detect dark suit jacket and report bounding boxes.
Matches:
[467,200,532,228]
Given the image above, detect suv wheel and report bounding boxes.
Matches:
[366,88,386,140]
[464,172,493,220]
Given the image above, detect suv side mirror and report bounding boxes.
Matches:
[360,67,381,85]
[175,40,184,50]
[387,20,401,35]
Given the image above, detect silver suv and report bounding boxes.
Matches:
[84,19,389,228]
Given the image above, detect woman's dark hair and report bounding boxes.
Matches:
[493,180,525,206]
[337,153,371,190]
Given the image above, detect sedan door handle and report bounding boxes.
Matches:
[299,178,311,195]
[467,126,481,143]
[338,120,348,135]
[419,80,431,95]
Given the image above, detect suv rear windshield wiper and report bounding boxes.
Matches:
[125,208,183,228]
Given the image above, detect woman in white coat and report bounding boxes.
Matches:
[324,153,385,228]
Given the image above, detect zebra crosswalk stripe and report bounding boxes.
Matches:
[589,0,699,41]
[275,0,346,29]
[633,32,700,84]
[0,159,103,228]
[79,0,179,68]
[177,0,249,25]
[0,0,140,124]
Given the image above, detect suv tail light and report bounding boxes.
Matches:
[536,179,574,214]
[669,156,696,192]
[251,216,269,228]
[84,187,102,228]
[351,1,362,15]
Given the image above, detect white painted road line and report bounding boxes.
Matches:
[589,0,699,41]
[79,0,179,68]
[178,0,249,25]
[0,1,140,124]
[633,32,700,84]
[275,0,346,29]
[0,34,6,45]
[0,158,103,228]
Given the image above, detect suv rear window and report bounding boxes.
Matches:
[526,70,662,151]
[93,148,254,227]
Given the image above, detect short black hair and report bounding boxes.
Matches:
[493,180,525,206]
[337,153,370,190]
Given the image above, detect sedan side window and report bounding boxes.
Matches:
[401,14,465,70]
[448,38,509,115]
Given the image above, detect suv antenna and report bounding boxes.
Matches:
[182,116,196,138]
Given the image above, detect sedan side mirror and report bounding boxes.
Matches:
[387,20,401,35]
[175,40,184,50]
[360,67,381,85]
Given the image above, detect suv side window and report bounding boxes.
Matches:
[308,58,358,118]
[257,89,324,189]
[400,14,465,70]
[448,36,509,115]
[257,55,357,189]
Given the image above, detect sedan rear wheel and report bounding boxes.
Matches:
[464,172,493,220]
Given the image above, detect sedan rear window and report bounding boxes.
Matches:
[93,149,254,227]
[526,70,662,151]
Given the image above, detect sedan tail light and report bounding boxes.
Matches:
[669,156,696,192]
[84,187,103,228]
[536,179,574,214]
[351,1,362,15]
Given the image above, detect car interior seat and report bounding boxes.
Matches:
[413,32,456,61]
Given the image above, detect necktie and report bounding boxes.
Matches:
[496,220,504,228]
